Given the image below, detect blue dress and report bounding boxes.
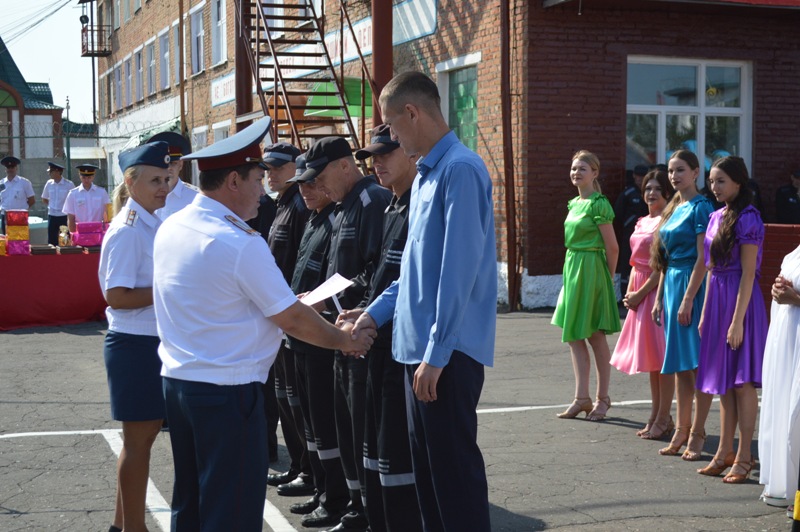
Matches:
[658,195,714,374]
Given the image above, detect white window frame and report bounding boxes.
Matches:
[146,40,157,96]
[190,3,206,75]
[210,0,227,66]
[159,30,171,91]
[113,64,122,110]
[191,126,208,186]
[134,47,144,101]
[114,0,121,29]
[123,0,130,22]
[212,119,231,142]
[435,52,482,126]
[626,56,753,177]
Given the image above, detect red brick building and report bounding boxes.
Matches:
[88,0,800,307]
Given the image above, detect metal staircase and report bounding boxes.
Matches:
[237,0,376,151]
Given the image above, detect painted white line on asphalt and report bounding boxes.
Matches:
[263,498,298,532]
[0,428,119,439]
[101,429,173,532]
[477,397,721,415]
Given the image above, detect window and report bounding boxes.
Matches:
[191,10,205,74]
[626,57,751,177]
[191,127,208,185]
[105,75,112,116]
[303,0,323,18]
[135,50,143,101]
[447,67,478,152]
[99,75,106,118]
[212,121,230,143]
[124,59,132,107]
[134,0,141,12]
[113,66,122,110]
[123,0,130,22]
[159,32,170,90]
[114,0,120,29]
[173,24,182,85]
[147,42,156,95]
[211,0,226,65]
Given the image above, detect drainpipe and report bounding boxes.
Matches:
[371,0,392,126]
[501,0,519,310]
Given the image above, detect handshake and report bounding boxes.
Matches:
[336,308,379,357]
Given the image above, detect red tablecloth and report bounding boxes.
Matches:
[0,253,107,331]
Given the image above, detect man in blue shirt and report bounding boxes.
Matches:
[351,71,497,532]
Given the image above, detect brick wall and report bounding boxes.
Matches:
[527,1,800,275]
[761,224,800,317]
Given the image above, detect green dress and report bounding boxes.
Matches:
[551,192,622,342]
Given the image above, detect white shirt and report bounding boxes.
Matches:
[63,184,111,223]
[41,178,75,216]
[0,175,35,211]
[156,179,200,221]
[153,194,297,386]
[98,198,161,336]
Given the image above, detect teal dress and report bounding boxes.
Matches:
[658,194,714,374]
[552,192,621,342]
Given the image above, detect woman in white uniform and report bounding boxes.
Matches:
[97,141,171,532]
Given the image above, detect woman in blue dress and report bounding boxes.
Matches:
[651,150,715,460]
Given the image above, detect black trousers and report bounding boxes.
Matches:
[333,354,368,515]
[405,351,491,532]
[163,377,267,532]
[47,215,68,246]
[364,347,422,532]
[294,349,349,511]
[273,343,311,478]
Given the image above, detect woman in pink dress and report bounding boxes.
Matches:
[611,170,675,439]
[696,156,767,483]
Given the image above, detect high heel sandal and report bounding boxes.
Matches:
[722,459,755,484]
[697,451,735,476]
[587,396,611,422]
[642,416,674,441]
[637,417,655,437]
[659,426,689,456]
[556,397,593,419]
[682,430,706,461]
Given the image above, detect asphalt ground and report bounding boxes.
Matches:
[0,311,792,531]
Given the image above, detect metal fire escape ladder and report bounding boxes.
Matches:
[242,1,366,150]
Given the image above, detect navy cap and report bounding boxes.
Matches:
[299,137,353,182]
[287,154,310,183]
[1,156,20,167]
[47,161,65,171]
[76,163,101,176]
[633,164,649,177]
[355,124,399,160]
[118,142,171,173]
[263,142,301,167]
[147,131,192,158]
[182,116,272,172]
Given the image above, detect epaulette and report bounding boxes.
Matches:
[225,215,260,236]
[125,209,138,226]
[359,188,372,207]
[185,182,200,192]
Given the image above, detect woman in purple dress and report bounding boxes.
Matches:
[696,156,767,483]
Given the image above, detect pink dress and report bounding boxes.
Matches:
[610,215,666,374]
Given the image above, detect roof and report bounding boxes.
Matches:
[0,35,62,111]
[63,119,98,137]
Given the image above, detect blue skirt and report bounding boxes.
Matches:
[661,266,706,374]
[104,330,165,421]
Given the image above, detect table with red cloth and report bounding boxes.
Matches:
[0,253,107,331]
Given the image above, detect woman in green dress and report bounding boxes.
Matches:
[552,150,622,421]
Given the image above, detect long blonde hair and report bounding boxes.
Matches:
[572,150,602,193]
[112,166,140,216]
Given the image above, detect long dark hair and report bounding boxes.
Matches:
[708,156,753,267]
[640,169,674,202]
[650,150,700,272]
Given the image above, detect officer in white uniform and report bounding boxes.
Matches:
[152,116,377,531]
[41,162,74,245]
[147,131,199,220]
[63,164,111,233]
[0,156,35,233]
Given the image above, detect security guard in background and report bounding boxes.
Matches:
[147,131,198,220]
[614,164,648,293]
[63,164,111,233]
[41,162,74,245]
[0,155,35,233]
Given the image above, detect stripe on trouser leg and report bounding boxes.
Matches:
[306,440,318,452]
[275,389,288,399]
[287,396,301,406]
[346,478,361,490]
[379,471,416,487]
[363,457,379,471]
[317,447,341,460]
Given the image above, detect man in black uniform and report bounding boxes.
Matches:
[283,157,351,524]
[299,137,391,530]
[260,142,314,495]
[614,165,648,293]
[338,125,423,532]
[776,168,800,224]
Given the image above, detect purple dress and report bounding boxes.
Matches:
[696,205,767,395]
